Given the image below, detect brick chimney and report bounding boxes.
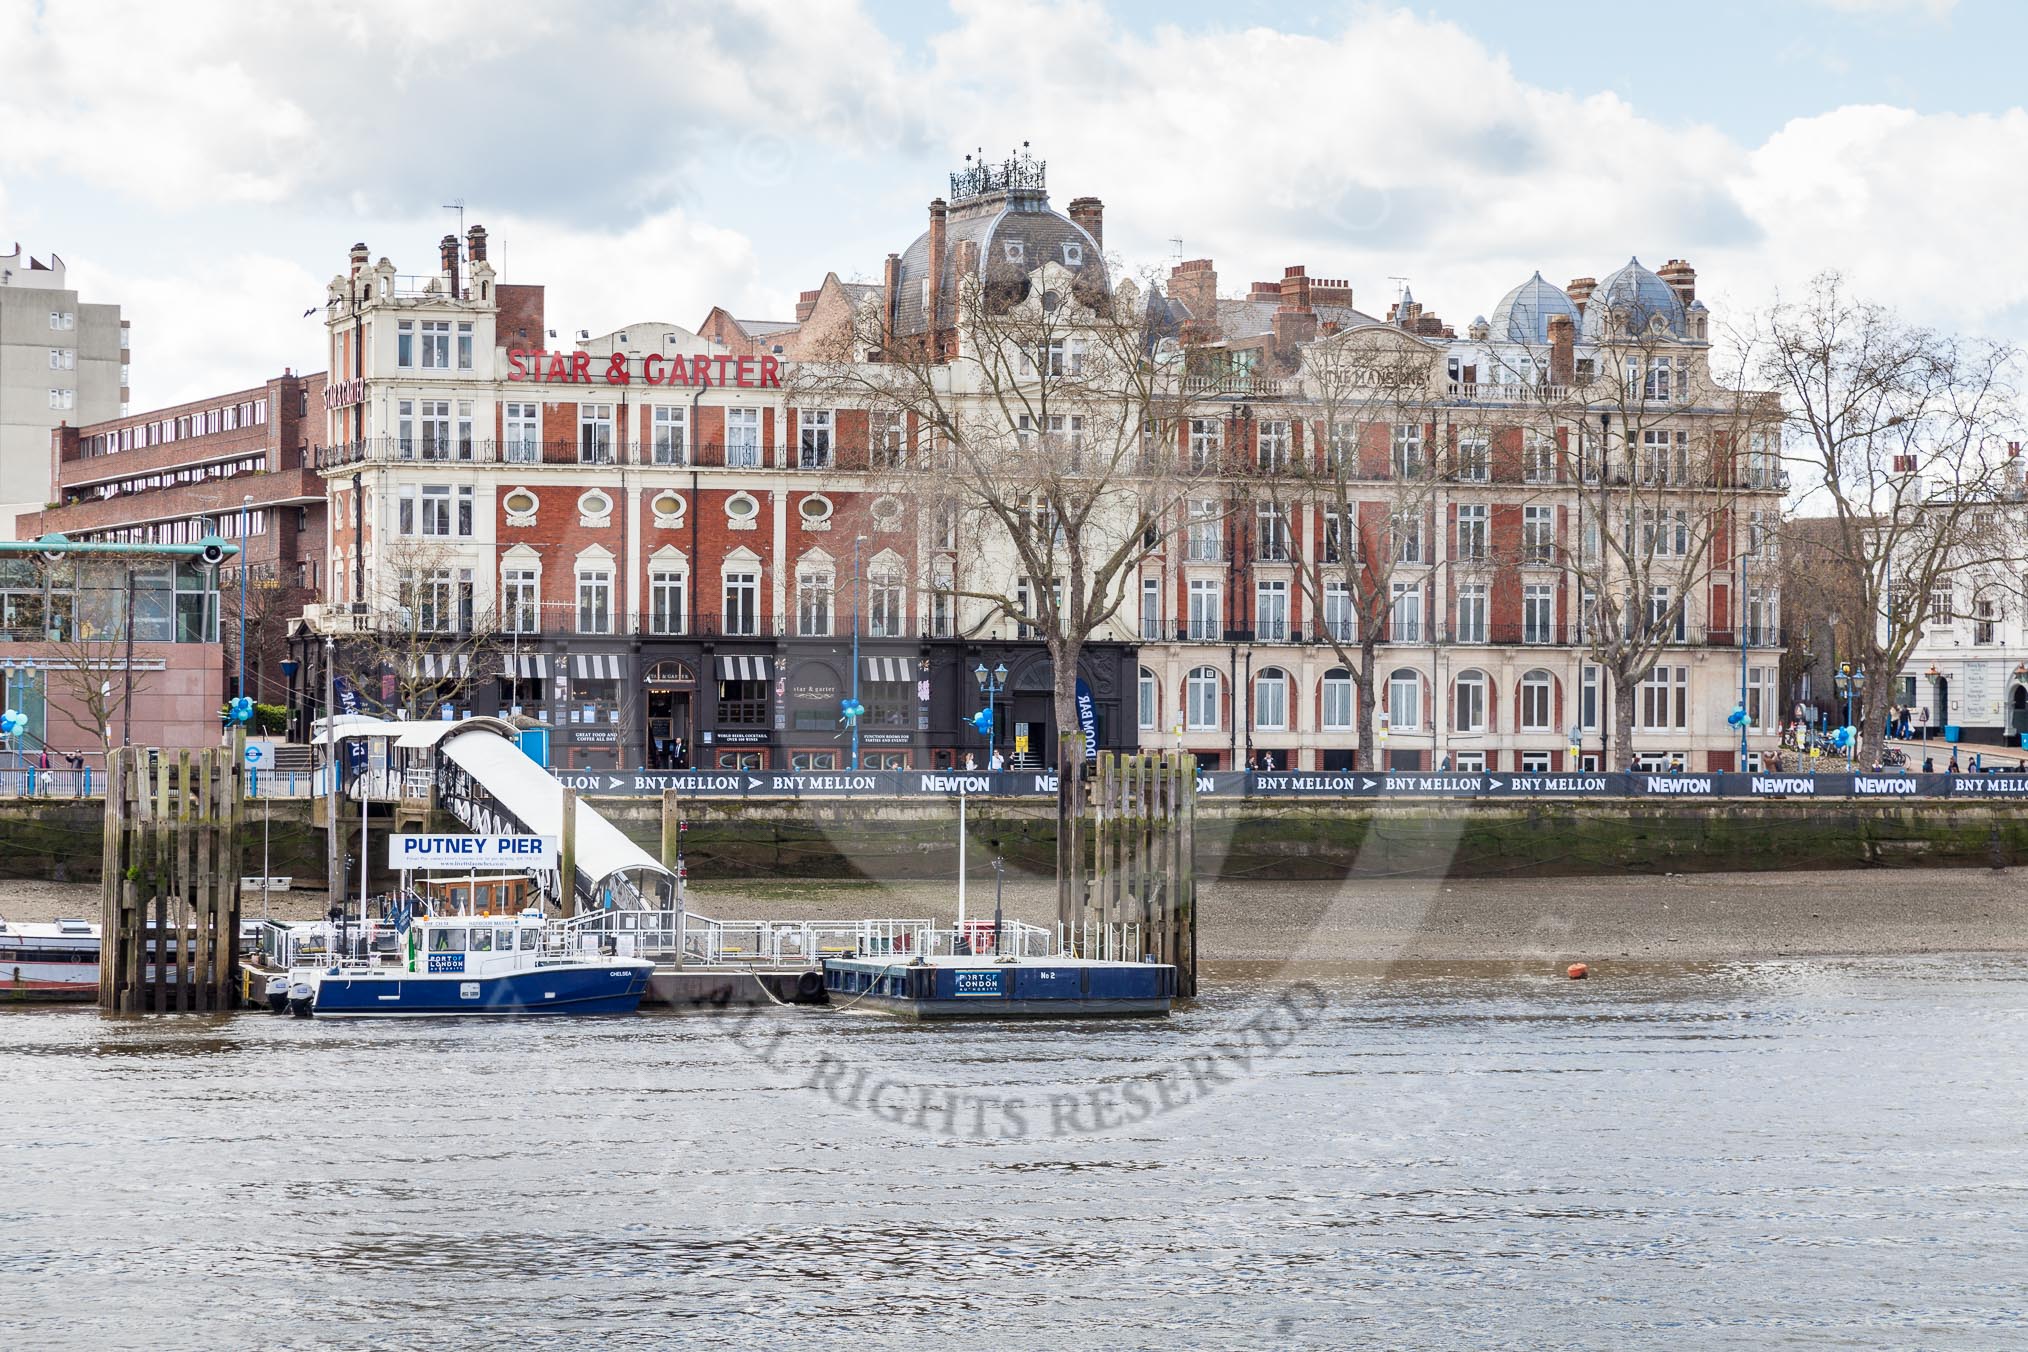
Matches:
[1168,258,1218,323]
[881,252,902,348]
[440,233,460,296]
[1657,259,1696,307]
[1067,196,1104,251]
[1566,276,1596,317]
[1547,313,1575,385]
[1274,265,1318,350]
[349,242,369,276]
[925,198,948,332]
[465,224,487,264]
[1310,276,1353,308]
[795,289,820,323]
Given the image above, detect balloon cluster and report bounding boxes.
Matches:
[1831,725,1857,751]
[969,707,994,737]
[0,708,26,739]
[1726,704,1748,728]
[227,695,255,725]
[837,697,865,725]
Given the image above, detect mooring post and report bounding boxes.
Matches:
[559,786,578,917]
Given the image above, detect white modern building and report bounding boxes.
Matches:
[0,246,127,531]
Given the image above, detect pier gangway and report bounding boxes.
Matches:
[391,720,676,915]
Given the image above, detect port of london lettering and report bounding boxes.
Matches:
[505,349,784,389]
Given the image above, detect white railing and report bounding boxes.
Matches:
[546,907,1066,966]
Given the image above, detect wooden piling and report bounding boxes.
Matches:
[559,786,579,915]
[99,743,244,1013]
[1077,751,1196,994]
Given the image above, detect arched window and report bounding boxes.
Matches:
[1321,668,1353,731]
[1454,669,1489,733]
[1186,666,1222,731]
[1386,667,1421,732]
[795,553,834,637]
[1138,667,1159,731]
[1254,667,1289,731]
[1520,669,1556,732]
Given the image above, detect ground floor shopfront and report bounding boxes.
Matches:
[289,631,1140,772]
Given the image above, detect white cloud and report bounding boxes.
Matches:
[4,0,2024,413]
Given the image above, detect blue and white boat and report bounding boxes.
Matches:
[288,911,652,1018]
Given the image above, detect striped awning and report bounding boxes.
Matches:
[571,653,625,680]
[414,652,471,680]
[717,654,772,681]
[863,656,912,683]
[501,653,548,680]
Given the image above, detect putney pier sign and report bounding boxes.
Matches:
[550,769,2028,800]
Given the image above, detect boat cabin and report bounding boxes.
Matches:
[410,914,548,976]
[418,874,536,915]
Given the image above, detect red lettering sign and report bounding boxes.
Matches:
[505,349,784,389]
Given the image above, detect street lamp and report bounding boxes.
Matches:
[849,534,867,771]
[1833,662,1866,767]
[973,661,1008,767]
[1924,663,1941,763]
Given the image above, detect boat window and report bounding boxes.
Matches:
[472,928,494,953]
[432,928,468,952]
[520,928,538,951]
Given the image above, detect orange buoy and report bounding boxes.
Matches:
[1566,962,1590,980]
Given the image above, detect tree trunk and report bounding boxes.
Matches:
[1051,639,1083,940]
[1855,645,1887,768]
[1353,663,1377,772]
[1612,675,1637,770]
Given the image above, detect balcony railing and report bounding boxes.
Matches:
[1147,618,1786,649]
[314,438,862,473]
[1184,374,1285,398]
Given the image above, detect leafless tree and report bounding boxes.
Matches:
[1254,323,1450,768]
[1753,272,2022,765]
[13,555,168,754]
[792,260,1218,925]
[337,539,507,721]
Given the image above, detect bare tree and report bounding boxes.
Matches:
[1256,323,1449,768]
[1754,272,2022,765]
[11,555,170,754]
[792,261,1217,925]
[338,539,506,720]
[1534,322,1777,767]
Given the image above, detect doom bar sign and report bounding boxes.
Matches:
[506,349,783,389]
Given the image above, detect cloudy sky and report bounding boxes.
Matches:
[3,0,2023,408]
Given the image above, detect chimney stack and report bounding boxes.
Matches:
[795,289,820,323]
[440,234,460,296]
[1547,313,1575,385]
[1067,196,1104,251]
[349,242,370,276]
[1274,265,1318,350]
[1566,276,1596,317]
[1657,259,1696,307]
[1168,258,1218,323]
[925,198,948,333]
[465,224,488,264]
[881,252,902,349]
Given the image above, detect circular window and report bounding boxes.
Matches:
[726,493,759,521]
[1041,289,1062,312]
[798,495,833,523]
[502,489,537,516]
[651,490,686,520]
[577,490,613,517]
[872,494,903,523]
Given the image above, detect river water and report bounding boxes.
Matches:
[4,955,2026,1350]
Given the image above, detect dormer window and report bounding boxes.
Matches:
[1003,239,1025,264]
[1062,242,1083,266]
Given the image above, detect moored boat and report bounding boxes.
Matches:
[0,916,98,1001]
[289,911,652,1018]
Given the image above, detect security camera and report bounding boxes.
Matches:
[196,535,229,566]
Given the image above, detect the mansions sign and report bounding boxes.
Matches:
[506,349,784,389]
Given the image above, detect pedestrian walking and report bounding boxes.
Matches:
[1923,756,1935,773]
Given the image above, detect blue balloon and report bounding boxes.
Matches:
[969,708,994,736]
[1726,704,1747,728]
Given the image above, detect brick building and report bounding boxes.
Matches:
[20,370,329,708]
[295,225,1135,770]
[289,157,1781,774]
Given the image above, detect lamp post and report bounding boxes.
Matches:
[1834,662,1865,768]
[973,661,1007,767]
[849,534,866,770]
[238,495,252,707]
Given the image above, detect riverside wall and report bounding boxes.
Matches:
[5,796,2028,886]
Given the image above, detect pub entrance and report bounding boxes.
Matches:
[643,660,696,769]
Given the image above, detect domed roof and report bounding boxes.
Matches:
[1580,257,1687,342]
[892,194,1106,337]
[1488,271,1580,345]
